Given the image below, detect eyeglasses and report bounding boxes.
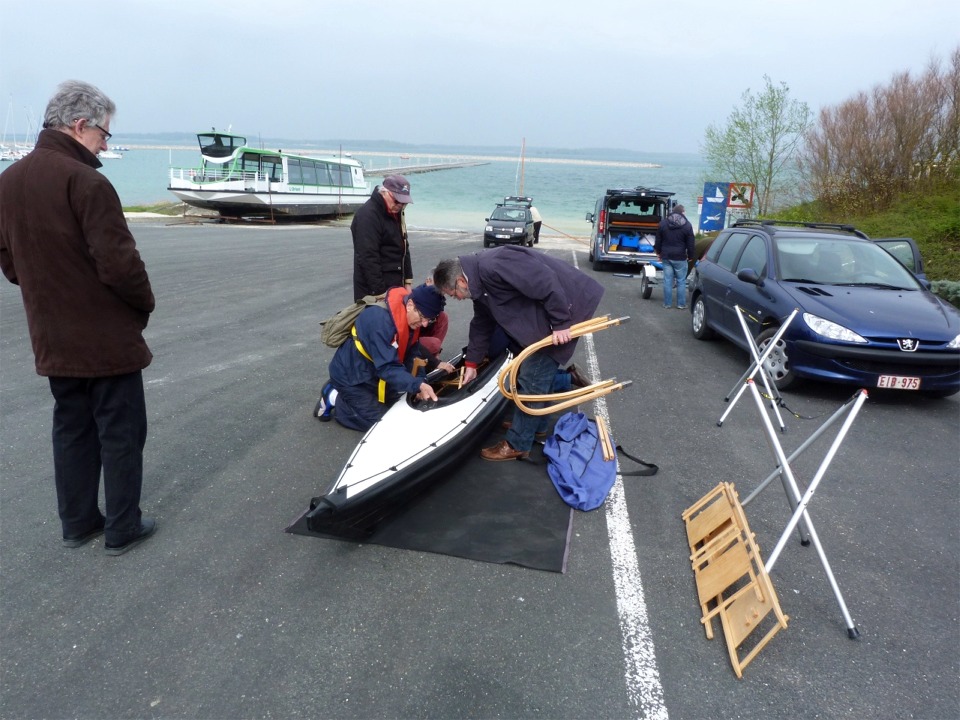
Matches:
[413,305,436,325]
[89,122,112,142]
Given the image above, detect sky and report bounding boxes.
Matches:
[1,0,957,155]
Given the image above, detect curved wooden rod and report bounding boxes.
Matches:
[497,315,632,416]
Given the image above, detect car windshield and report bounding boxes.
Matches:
[775,238,922,289]
[491,207,528,222]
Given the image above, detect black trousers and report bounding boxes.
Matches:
[48,372,147,545]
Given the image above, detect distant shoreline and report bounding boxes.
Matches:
[132,145,662,169]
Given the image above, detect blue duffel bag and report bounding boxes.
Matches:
[543,412,658,511]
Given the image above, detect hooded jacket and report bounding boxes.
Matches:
[351,187,412,301]
[654,210,695,261]
[459,246,604,367]
[0,129,154,377]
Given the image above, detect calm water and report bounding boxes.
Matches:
[1,143,709,238]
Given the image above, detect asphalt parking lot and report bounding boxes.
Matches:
[1,222,957,720]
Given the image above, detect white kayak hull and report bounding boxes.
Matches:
[306,353,511,536]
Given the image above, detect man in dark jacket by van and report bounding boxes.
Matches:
[433,247,604,461]
[0,80,157,555]
[655,204,696,310]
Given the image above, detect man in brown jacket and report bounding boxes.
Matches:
[0,80,157,555]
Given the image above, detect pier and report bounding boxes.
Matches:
[364,159,489,176]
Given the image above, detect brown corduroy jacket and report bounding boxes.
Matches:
[0,129,154,377]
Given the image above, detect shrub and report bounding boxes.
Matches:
[931,280,960,307]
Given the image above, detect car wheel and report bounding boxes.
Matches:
[691,296,715,340]
[483,238,491,248]
[640,274,653,300]
[756,327,798,390]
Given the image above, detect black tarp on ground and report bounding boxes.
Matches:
[286,439,574,573]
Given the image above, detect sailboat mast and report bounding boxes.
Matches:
[518,137,525,196]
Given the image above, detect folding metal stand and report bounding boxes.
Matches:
[739,380,865,638]
[717,309,865,639]
[717,307,799,433]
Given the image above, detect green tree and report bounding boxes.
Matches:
[703,76,811,216]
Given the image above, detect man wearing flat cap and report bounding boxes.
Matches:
[351,174,414,302]
[316,284,443,431]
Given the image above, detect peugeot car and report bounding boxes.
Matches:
[689,220,960,397]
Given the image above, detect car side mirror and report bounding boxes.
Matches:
[737,267,764,287]
[484,218,490,222]
[585,213,594,223]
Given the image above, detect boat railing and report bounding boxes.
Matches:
[169,166,272,186]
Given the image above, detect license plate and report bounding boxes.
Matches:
[495,234,510,239]
[877,375,921,390]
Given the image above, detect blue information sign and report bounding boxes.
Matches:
[699,182,729,232]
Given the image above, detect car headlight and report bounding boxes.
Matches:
[948,334,960,349]
[485,225,493,232]
[513,226,524,233]
[802,312,867,343]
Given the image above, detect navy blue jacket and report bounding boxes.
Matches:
[459,246,604,367]
[329,302,425,398]
[654,211,695,261]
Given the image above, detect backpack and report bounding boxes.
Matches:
[320,295,386,348]
[543,411,658,511]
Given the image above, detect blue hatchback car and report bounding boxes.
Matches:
[690,221,960,398]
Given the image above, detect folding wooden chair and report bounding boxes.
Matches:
[683,482,790,677]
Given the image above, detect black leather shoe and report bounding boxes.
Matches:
[62,523,105,548]
[566,363,591,389]
[105,518,157,556]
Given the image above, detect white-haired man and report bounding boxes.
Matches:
[0,80,157,555]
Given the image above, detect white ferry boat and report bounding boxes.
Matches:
[168,129,369,219]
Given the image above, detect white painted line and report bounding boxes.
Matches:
[574,251,668,719]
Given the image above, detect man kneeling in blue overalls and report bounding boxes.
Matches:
[316,284,448,432]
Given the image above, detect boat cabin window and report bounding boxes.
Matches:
[288,159,302,185]
[315,162,333,186]
[261,155,282,182]
[287,159,334,186]
[239,152,282,181]
[198,133,244,158]
[240,153,260,176]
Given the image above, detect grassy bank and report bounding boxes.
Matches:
[124,202,185,215]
